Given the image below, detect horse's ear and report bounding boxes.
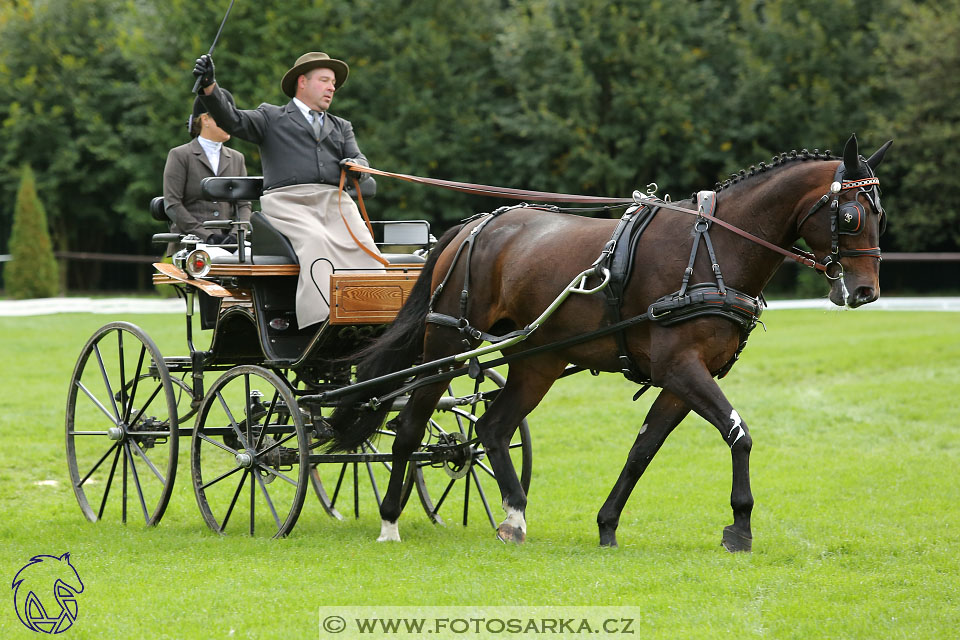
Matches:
[866,140,894,170]
[59,552,71,562]
[842,133,868,179]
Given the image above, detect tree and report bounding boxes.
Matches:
[4,165,59,299]
[0,0,146,289]
[870,0,960,251]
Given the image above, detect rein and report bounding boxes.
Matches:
[342,162,872,277]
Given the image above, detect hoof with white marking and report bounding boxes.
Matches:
[377,519,401,542]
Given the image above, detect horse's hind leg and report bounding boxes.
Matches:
[377,380,449,541]
[596,389,690,547]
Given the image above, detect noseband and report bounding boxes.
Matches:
[796,164,885,281]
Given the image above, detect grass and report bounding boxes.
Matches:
[0,308,958,639]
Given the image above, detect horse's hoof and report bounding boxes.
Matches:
[721,525,752,553]
[496,523,525,544]
[598,528,618,548]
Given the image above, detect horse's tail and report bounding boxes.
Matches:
[326,223,465,453]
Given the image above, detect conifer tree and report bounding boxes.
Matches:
[5,165,59,299]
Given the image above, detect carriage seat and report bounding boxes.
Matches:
[198,176,426,266]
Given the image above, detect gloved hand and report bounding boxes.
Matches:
[193,54,216,90]
[339,157,368,182]
[206,231,236,245]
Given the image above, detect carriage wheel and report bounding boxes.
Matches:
[190,365,309,538]
[308,425,416,520]
[412,369,532,528]
[65,322,178,526]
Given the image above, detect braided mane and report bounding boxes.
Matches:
[712,148,839,194]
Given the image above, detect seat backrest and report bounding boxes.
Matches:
[201,175,376,202]
[150,196,171,222]
[250,210,297,262]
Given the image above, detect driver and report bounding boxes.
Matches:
[193,51,386,328]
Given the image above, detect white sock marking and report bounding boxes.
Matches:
[728,410,745,447]
[501,502,526,534]
[377,519,401,542]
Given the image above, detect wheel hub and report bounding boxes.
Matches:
[107,426,125,441]
[235,451,255,468]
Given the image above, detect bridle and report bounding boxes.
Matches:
[796,161,885,281]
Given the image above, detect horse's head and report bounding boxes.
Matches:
[797,134,893,308]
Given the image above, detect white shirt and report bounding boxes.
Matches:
[293,96,324,130]
[197,135,222,174]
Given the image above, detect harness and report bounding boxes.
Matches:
[796,162,885,280]
[417,166,882,392]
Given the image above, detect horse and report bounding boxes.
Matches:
[12,553,84,633]
[326,134,892,551]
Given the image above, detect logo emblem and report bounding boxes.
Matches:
[11,553,84,634]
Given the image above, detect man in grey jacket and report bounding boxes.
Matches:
[193,51,386,328]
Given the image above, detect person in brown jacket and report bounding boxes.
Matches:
[162,90,251,255]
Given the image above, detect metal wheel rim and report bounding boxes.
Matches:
[65,321,179,526]
[190,365,309,538]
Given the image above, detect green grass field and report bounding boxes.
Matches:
[0,308,957,639]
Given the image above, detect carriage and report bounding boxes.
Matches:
[64,175,531,538]
[66,134,892,551]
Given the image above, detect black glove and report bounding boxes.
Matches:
[339,157,368,182]
[206,231,236,245]
[193,54,216,90]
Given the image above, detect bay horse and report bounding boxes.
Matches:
[327,134,892,551]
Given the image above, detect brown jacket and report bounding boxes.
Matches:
[162,137,252,252]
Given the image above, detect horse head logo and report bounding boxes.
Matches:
[11,553,84,634]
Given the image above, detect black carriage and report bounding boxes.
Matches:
[64,176,531,537]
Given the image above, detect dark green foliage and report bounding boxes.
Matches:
[5,165,59,299]
[0,0,956,293]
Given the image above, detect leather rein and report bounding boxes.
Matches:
[340,163,882,278]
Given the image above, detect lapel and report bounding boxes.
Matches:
[285,101,317,141]
[189,137,215,175]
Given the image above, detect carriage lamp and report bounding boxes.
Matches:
[185,249,212,278]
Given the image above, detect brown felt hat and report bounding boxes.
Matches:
[281,52,349,98]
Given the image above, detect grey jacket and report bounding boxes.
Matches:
[200,86,369,192]
[162,137,251,253]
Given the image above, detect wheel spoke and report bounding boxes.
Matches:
[97,446,122,520]
[127,383,163,431]
[475,460,496,480]
[470,466,496,528]
[330,464,348,508]
[257,430,298,457]
[254,471,283,530]
[123,343,147,420]
[254,389,280,451]
[199,464,244,491]
[76,381,121,428]
[77,441,119,488]
[130,439,166,485]
[94,343,121,422]
[220,469,249,532]
[198,432,240,456]
[432,476,457,514]
[244,374,253,446]
[216,391,247,447]
[117,330,128,422]
[124,443,151,524]
[361,443,382,507]
[256,463,298,488]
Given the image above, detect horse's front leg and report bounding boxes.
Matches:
[377,381,448,542]
[659,358,754,552]
[475,358,566,543]
[597,389,690,547]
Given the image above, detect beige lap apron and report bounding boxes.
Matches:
[260,183,385,328]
